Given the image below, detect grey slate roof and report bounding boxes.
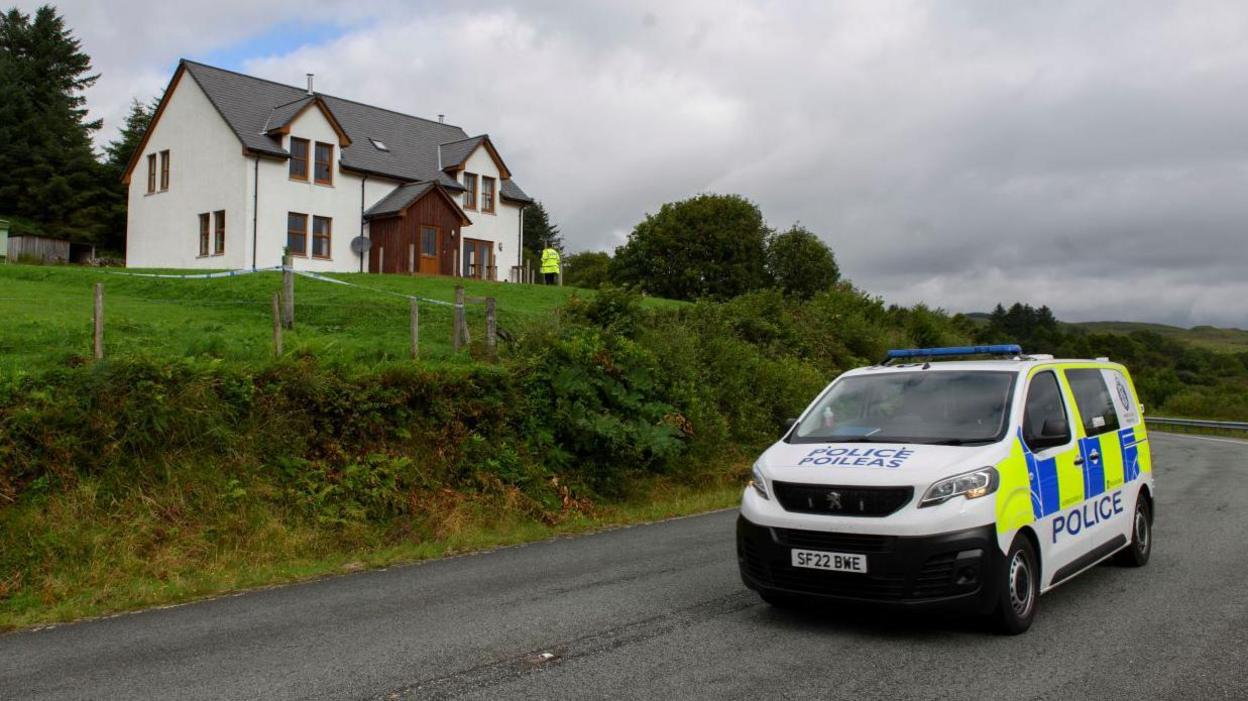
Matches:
[263,96,315,133]
[362,182,435,219]
[180,60,533,201]
[438,136,486,170]
[500,179,532,203]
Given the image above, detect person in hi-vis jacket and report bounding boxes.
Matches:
[540,243,561,285]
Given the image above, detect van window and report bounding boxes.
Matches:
[789,371,1015,446]
[1106,370,1140,427]
[1022,371,1070,451]
[1065,369,1121,437]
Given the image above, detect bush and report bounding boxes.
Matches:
[611,193,770,301]
[563,251,612,289]
[766,225,839,300]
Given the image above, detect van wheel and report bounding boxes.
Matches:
[994,536,1039,635]
[1116,496,1152,567]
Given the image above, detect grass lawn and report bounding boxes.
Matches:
[0,264,673,377]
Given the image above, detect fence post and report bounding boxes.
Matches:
[485,297,497,360]
[92,282,104,360]
[271,292,283,356]
[282,254,294,329]
[453,285,465,351]
[410,298,419,359]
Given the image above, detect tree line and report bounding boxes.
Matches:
[557,193,841,302]
[1,5,153,253]
[970,302,1248,419]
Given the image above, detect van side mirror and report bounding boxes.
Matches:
[783,418,797,436]
[1041,417,1068,439]
[1028,417,1070,450]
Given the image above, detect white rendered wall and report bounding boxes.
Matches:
[126,72,526,275]
[125,74,249,268]
[456,146,523,278]
[248,106,404,273]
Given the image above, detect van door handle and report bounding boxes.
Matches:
[1089,449,1100,462]
[1074,456,1085,467]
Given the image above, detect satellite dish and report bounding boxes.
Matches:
[350,236,372,254]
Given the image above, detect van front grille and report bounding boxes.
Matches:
[772,482,913,517]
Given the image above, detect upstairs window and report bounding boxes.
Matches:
[481,176,496,213]
[287,212,308,256]
[198,213,210,256]
[314,142,333,185]
[213,210,225,255]
[289,137,309,180]
[159,150,170,190]
[146,154,157,193]
[463,172,478,209]
[312,216,332,258]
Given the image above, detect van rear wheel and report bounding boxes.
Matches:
[1115,496,1152,567]
[993,535,1039,635]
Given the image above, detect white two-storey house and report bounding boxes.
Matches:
[123,60,534,278]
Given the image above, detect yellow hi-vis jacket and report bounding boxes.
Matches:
[541,247,561,274]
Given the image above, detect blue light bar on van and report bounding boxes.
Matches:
[885,344,1023,362]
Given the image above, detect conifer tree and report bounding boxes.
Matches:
[0,5,109,245]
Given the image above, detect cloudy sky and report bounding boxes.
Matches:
[22,0,1248,327]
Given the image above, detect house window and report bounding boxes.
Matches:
[146,154,157,193]
[314,142,333,185]
[421,226,437,257]
[289,137,309,180]
[213,210,225,255]
[368,137,388,151]
[312,216,332,258]
[198,213,210,256]
[463,172,478,209]
[160,150,170,190]
[481,176,495,213]
[287,212,308,256]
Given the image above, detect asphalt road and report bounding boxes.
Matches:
[3,432,1247,700]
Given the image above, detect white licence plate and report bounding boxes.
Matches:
[790,549,868,573]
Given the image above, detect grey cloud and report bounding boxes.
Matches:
[32,0,1248,327]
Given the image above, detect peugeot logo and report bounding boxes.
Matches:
[825,490,843,510]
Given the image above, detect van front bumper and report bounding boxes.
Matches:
[737,515,1002,613]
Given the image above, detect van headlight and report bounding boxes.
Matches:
[749,462,769,500]
[920,467,998,507]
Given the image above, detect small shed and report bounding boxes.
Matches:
[7,234,71,263]
[364,183,474,276]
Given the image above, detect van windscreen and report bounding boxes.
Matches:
[790,371,1016,445]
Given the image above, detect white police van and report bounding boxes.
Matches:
[738,345,1154,634]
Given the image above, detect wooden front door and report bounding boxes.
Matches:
[419,226,440,275]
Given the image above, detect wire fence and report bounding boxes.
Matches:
[0,266,560,375]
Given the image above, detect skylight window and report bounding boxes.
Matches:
[369,137,389,152]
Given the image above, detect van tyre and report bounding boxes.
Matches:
[994,536,1039,635]
[1116,496,1152,567]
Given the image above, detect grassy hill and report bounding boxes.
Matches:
[0,264,677,376]
[963,311,1248,353]
[1071,321,1248,353]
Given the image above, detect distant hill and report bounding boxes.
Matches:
[1071,321,1248,353]
[961,312,1248,353]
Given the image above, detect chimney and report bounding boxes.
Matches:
[306,73,314,95]
[438,114,445,123]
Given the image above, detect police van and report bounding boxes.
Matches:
[738,345,1154,634]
